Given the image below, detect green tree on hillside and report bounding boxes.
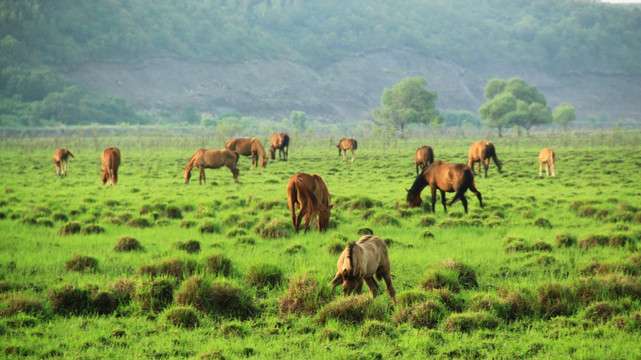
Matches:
[553,103,576,130]
[372,77,440,137]
[479,77,551,136]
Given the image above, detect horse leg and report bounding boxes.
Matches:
[460,195,468,213]
[295,203,306,233]
[364,276,379,298]
[380,269,396,304]
[200,168,205,185]
[469,183,483,209]
[539,161,543,177]
[350,149,354,162]
[431,187,437,213]
[230,166,239,184]
[342,150,347,162]
[483,159,489,178]
[55,162,61,176]
[440,189,448,213]
[550,161,555,177]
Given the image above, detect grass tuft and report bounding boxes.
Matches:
[162,306,200,329]
[248,263,283,288]
[65,254,98,272]
[114,236,143,252]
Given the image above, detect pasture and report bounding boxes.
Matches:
[1,131,641,359]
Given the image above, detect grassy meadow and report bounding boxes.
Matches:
[1,130,641,359]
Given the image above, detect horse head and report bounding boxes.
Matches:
[183,167,191,184]
[406,189,422,207]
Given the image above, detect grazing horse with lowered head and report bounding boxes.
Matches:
[53,148,75,177]
[406,160,483,214]
[286,173,332,233]
[467,140,502,177]
[183,149,240,185]
[539,148,556,177]
[101,147,121,186]
[269,132,290,161]
[414,145,434,175]
[225,137,267,169]
[337,138,357,162]
[329,235,396,304]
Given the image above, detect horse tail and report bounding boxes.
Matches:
[485,143,502,172]
[346,242,356,276]
[352,139,358,150]
[233,151,240,165]
[67,150,75,160]
[295,177,319,225]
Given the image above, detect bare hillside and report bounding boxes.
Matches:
[67,49,641,124]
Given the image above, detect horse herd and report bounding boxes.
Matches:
[50,136,555,303]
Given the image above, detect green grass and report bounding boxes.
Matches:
[1,132,641,359]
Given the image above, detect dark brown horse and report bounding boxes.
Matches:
[269,132,290,161]
[406,160,483,214]
[538,148,556,177]
[414,145,434,175]
[183,149,240,184]
[337,138,357,162]
[467,140,502,177]
[286,173,332,233]
[225,137,267,169]
[101,147,121,186]
[53,148,75,177]
[329,235,396,304]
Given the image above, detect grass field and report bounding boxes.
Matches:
[1,130,641,359]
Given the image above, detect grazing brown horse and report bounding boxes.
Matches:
[337,138,357,162]
[329,235,396,304]
[225,137,267,169]
[538,148,556,177]
[269,132,290,161]
[52,148,75,177]
[406,160,483,214]
[183,149,240,185]
[467,140,502,177]
[414,146,434,175]
[286,173,332,233]
[101,147,121,186]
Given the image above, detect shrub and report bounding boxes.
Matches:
[135,277,175,313]
[555,233,577,248]
[57,221,81,235]
[204,254,233,277]
[48,285,92,316]
[248,264,283,288]
[226,229,246,238]
[279,274,329,316]
[442,312,500,332]
[163,307,200,329]
[318,295,373,325]
[65,255,98,272]
[114,237,143,252]
[254,218,291,239]
[392,300,446,328]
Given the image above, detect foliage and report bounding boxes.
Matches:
[554,103,577,130]
[372,77,440,136]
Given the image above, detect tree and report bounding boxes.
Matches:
[553,103,576,131]
[372,77,440,137]
[479,77,551,136]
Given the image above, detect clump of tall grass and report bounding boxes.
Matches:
[162,205,183,219]
[172,240,200,254]
[361,320,397,338]
[254,218,291,239]
[372,213,400,227]
[176,276,256,319]
[279,273,329,316]
[80,224,105,235]
[0,293,46,317]
[114,236,143,252]
[535,282,578,318]
[139,258,196,279]
[204,254,233,277]
[162,306,200,329]
[57,221,81,235]
[392,299,446,328]
[127,217,152,228]
[318,295,387,325]
[65,255,98,272]
[48,285,92,316]
[248,264,283,288]
[555,233,577,247]
[135,276,175,313]
[199,221,220,234]
[442,312,500,332]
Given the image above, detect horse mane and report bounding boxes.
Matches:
[252,138,266,158]
[408,171,429,196]
[187,149,206,168]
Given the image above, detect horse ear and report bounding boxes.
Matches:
[329,203,335,209]
[405,188,410,193]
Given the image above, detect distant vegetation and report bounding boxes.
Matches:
[1,0,640,126]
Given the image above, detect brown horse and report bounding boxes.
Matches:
[183,149,240,184]
[337,138,357,162]
[269,132,290,161]
[225,137,267,169]
[539,148,556,177]
[406,160,483,214]
[467,140,502,177]
[414,145,434,175]
[329,235,396,304]
[101,147,121,186]
[52,148,75,177]
[286,173,332,233]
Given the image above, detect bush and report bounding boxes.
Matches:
[163,306,200,329]
[114,237,143,252]
[248,264,283,288]
[135,277,175,313]
[318,295,373,325]
[204,254,233,277]
[48,285,92,316]
[65,255,98,272]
